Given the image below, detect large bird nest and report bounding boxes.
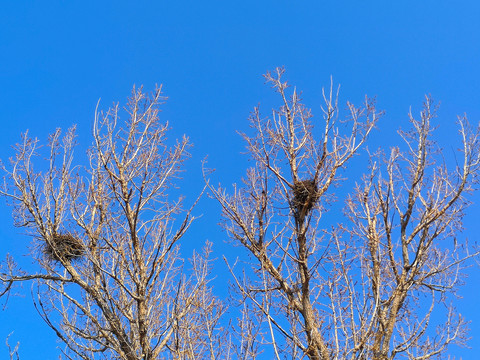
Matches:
[44,233,85,262]
[292,179,319,216]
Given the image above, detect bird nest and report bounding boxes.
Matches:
[44,233,85,262]
[292,179,319,215]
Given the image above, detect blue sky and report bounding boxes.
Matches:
[1,1,480,358]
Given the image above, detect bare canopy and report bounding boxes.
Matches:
[207,68,480,360]
[0,87,227,360]
[1,71,479,360]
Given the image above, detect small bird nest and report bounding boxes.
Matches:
[292,179,319,216]
[44,233,85,262]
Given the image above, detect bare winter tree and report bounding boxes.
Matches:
[207,68,480,360]
[0,87,228,360]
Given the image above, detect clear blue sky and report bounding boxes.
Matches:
[1,1,480,358]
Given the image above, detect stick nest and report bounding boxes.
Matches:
[44,233,85,262]
[292,179,319,215]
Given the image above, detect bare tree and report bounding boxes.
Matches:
[0,87,228,360]
[207,68,480,360]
